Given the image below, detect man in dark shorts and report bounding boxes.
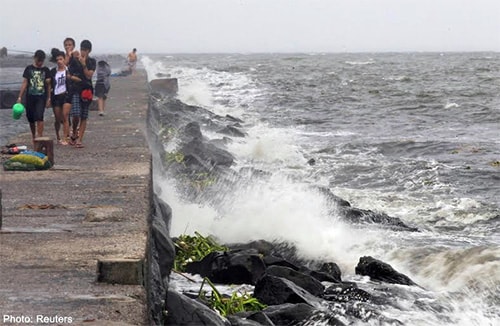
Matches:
[17,50,52,145]
[68,39,96,148]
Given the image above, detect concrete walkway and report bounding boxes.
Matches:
[0,71,151,325]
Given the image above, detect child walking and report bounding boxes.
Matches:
[17,50,52,146]
[49,48,69,145]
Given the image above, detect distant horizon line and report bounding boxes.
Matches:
[3,49,499,56]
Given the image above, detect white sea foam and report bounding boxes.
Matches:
[159,171,376,273]
[227,124,306,166]
[345,60,375,65]
[445,102,460,109]
[145,54,500,326]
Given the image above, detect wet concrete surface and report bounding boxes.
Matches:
[0,71,151,325]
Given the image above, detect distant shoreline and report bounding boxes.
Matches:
[0,53,127,68]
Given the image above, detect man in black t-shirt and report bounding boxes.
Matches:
[17,50,52,144]
[68,39,96,148]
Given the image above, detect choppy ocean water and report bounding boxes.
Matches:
[143,53,499,325]
[2,52,498,325]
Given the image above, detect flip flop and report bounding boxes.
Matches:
[75,143,84,148]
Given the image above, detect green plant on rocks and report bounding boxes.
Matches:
[173,231,228,272]
[173,233,266,317]
[165,151,185,164]
[198,277,267,317]
[160,126,177,141]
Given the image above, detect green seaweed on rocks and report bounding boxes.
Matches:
[198,277,267,317]
[173,231,228,272]
[165,151,185,164]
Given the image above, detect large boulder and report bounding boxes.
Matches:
[165,289,230,326]
[181,137,234,169]
[181,121,204,141]
[149,78,178,96]
[244,311,275,325]
[254,275,322,307]
[308,262,342,283]
[323,282,372,303]
[260,303,317,326]
[265,265,325,297]
[186,250,266,285]
[315,186,351,208]
[262,255,300,271]
[355,256,417,286]
[147,196,176,325]
[341,207,418,231]
[217,125,246,137]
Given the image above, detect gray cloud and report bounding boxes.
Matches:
[1,0,499,54]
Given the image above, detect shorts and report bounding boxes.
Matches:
[64,90,76,104]
[26,95,46,123]
[94,83,110,99]
[70,94,90,119]
[51,93,66,108]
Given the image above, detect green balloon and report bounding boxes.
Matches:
[12,103,25,120]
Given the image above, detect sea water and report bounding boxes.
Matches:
[144,53,499,325]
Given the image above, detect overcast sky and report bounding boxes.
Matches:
[1,0,499,54]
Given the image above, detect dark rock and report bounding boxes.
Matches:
[355,256,417,286]
[315,186,351,207]
[324,283,372,302]
[262,303,316,326]
[254,275,322,307]
[303,312,347,326]
[226,315,267,326]
[229,240,303,268]
[265,265,325,297]
[181,138,234,169]
[182,121,203,140]
[245,311,275,326]
[341,207,418,231]
[262,255,300,271]
[227,240,277,256]
[217,125,246,137]
[147,196,176,325]
[307,158,316,165]
[314,262,342,282]
[151,198,175,281]
[149,78,178,96]
[186,250,266,285]
[309,270,340,284]
[165,289,230,326]
[209,137,233,147]
[225,114,244,123]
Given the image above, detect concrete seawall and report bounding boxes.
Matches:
[0,70,157,325]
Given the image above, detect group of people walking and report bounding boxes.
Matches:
[16,38,112,148]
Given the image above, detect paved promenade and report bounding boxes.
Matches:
[0,71,151,325]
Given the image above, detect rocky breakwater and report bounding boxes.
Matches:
[145,78,420,325]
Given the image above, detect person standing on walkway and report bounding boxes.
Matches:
[68,40,96,148]
[63,37,76,65]
[17,50,52,146]
[95,60,111,116]
[127,48,137,75]
[49,49,69,145]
